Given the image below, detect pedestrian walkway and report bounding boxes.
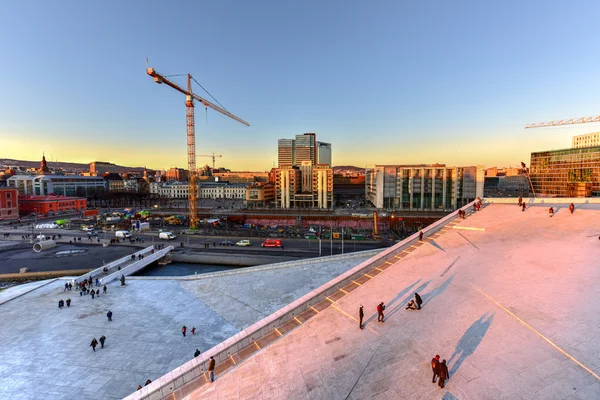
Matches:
[182,204,600,400]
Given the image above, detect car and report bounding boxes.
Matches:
[261,239,282,248]
[87,231,98,237]
[236,240,251,247]
[219,240,235,246]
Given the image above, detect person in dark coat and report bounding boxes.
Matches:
[182,325,187,337]
[549,207,554,217]
[359,305,364,330]
[66,298,71,308]
[438,359,449,388]
[90,338,98,352]
[58,299,64,309]
[194,349,200,357]
[90,291,95,299]
[107,311,113,321]
[103,285,107,294]
[522,203,526,212]
[419,231,423,241]
[431,355,440,383]
[99,335,106,348]
[414,293,423,309]
[569,203,575,214]
[377,302,385,322]
[518,197,522,206]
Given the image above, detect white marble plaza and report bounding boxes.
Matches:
[0,251,374,400]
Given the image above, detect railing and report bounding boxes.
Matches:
[99,246,174,285]
[126,201,477,400]
[73,246,155,285]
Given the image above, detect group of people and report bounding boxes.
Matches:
[89,335,107,352]
[405,292,423,310]
[136,380,153,390]
[181,325,197,337]
[431,354,450,388]
[57,298,71,308]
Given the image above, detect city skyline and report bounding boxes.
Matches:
[2,1,600,170]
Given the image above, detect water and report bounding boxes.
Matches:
[134,262,241,277]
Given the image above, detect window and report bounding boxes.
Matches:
[7,210,11,215]
[6,192,11,199]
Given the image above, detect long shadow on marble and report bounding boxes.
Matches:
[448,312,494,377]
[421,274,455,306]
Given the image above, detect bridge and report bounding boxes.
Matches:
[72,245,174,286]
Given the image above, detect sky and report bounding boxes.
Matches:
[2,0,600,171]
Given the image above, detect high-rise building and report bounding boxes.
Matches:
[277,139,295,166]
[278,133,332,167]
[317,141,332,166]
[274,165,333,209]
[365,164,484,210]
[295,133,317,165]
[530,146,600,197]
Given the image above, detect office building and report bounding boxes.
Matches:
[277,139,295,166]
[572,133,600,149]
[274,165,333,209]
[317,141,332,165]
[365,164,484,210]
[246,184,276,208]
[7,175,106,197]
[277,133,332,167]
[530,146,600,197]
[0,187,19,221]
[165,168,188,182]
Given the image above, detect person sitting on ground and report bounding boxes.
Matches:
[405,300,417,310]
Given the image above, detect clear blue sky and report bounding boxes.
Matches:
[2,0,600,171]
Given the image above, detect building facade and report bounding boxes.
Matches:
[274,165,333,209]
[151,182,247,199]
[530,146,600,197]
[7,175,106,197]
[365,164,485,210]
[0,187,19,221]
[246,184,275,207]
[165,168,188,182]
[572,133,600,149]
[317,141,332,166]
[19,195,87,216]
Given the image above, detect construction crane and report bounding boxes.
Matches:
[525,115,600,129]
[147,66,249,229]
[198,153,223,169]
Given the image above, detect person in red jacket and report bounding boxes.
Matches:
[431,355,440,383]
[377,302,385,322]
[181,325,187,337]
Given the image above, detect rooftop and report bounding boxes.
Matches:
[185,203,600,399]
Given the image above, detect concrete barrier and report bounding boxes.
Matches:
[124,201,477,400]
[32,240,56,252]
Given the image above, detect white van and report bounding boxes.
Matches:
[115,230,132,239]
[159,232,176,240]
[36,234,50,241]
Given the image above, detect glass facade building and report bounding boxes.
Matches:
[530,146,600,197]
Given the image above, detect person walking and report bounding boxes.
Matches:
[107,310,113,321]
[414,293,423,310]
[419,231,424,241]
[359,305,364,330]
[64,283,69,292]
[90,291,95,299]
[96,289,100,296]
[522,202,526,212]
[438,359,449,388]
[569,203,575,214]
[182,325,187,337]
[66,298,71,308]
[518,196,523,206]
[191,327,196,335]
[431,355,440,383]
[377,302,385,322]
[194,349,200,357]
[68,282,72,291]
[208,356,216,382]
[99,335,106,349]
[549,207,554,217]
[103,285,107,294]
[90,338,98,352]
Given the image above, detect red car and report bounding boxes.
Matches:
[261,239,282,248]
